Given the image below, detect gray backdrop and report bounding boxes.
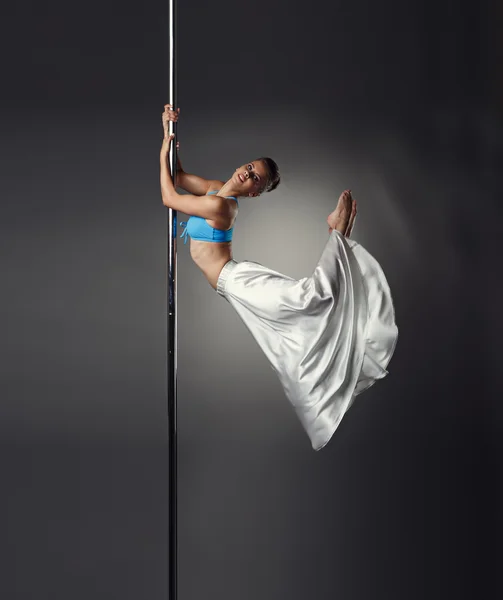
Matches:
[2,1,501,599]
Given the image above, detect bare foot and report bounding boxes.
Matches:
[327,190,352,234]
[344,199,357,238]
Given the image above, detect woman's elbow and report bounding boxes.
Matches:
[161,190,178,208]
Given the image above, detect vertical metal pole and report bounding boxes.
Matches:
[167,1,177,600]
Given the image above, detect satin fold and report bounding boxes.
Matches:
[217,231,398,450]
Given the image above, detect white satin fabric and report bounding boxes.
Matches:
[216,231,398,450]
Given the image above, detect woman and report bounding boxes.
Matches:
[160,105,280,290]
[160,105,398,451]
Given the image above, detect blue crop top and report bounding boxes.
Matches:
[179,191,238,244]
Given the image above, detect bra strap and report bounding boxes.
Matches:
[179,221,189,244]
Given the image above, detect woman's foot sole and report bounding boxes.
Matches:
[344,199,357,238]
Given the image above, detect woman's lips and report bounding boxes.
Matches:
[238,173,245,183]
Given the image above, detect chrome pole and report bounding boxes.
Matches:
[167,0,177,599]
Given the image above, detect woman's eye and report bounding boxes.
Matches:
[247,164,252,170]
[254,175,259,182]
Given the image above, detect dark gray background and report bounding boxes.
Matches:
[2,1,501,599]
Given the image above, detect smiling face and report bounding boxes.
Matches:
[232,160,270,197]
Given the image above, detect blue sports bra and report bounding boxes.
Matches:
[179,191,238,244]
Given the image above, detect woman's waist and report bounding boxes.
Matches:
[189,239,233,262]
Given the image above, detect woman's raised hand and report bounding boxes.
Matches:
[161,105,181,164]
[162,104,180,138]
[164,104,180,121]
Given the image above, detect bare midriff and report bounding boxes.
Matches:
[189,239,233,290]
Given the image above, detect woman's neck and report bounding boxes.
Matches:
[217,179,240,198]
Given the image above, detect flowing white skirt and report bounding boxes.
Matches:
[216,231,398,450]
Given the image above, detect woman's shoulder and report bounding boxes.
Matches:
[204,191,238,229]
[206,190,238,208]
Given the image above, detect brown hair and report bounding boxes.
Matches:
[257,157,280,193]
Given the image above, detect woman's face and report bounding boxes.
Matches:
[232,160,269,196]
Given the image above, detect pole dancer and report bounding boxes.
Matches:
[160,106,398,451]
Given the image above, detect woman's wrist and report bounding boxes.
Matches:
[160,139,170,158]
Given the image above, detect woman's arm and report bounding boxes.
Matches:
[161,134,229,219]
[164,105,225,195]
[177,169,225,196]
